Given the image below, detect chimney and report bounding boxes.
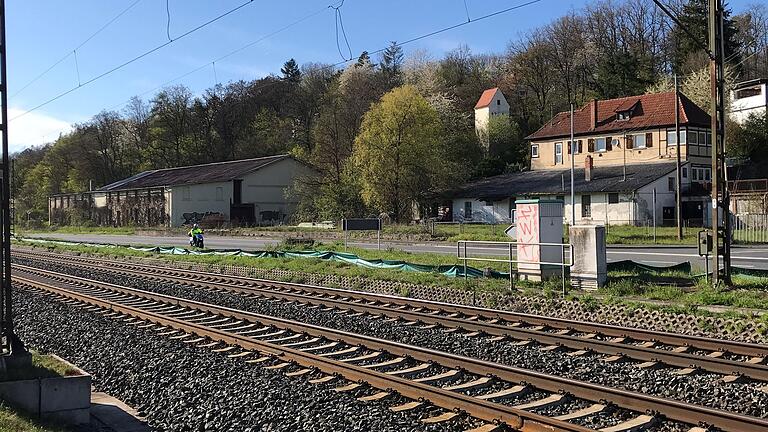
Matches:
[584,155,593,182]
[591,98,598,130]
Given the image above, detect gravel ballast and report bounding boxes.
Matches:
[13,287,477,432]
[16,257,768,421]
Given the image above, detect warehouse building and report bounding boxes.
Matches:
[49,155,317,227]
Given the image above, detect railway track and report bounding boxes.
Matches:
[15,250,768,384]
[12,263,768,432]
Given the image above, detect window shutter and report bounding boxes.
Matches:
[626,136,634,149]
[646,132,653,147]
[606,136,613,151]
[588,139,595,152]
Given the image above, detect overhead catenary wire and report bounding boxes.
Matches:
[42,0,546,135]
[102,3,332,113]
[166,0,172,42]
[9,0,144,100]
[11,0,257,122]
[331,0,353,61]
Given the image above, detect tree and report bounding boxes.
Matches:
[379,41,404,90]
[671,0,741,73]
[281,58,301,82]
[734,4,768,79]
[731,112,768,164]
[355,51,374,69]
[353,86,444,222]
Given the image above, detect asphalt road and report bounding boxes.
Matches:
[21,233,768,270]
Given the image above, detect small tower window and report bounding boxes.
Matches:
[497,99,500,105]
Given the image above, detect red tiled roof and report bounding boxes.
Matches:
[525,92,711,140]
[474,88,499,109]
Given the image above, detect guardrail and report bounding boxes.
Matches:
[456,240,573,295]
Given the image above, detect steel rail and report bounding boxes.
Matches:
[12,264,768,432]
[12,272,590,432]
[14,251,768,378]
[31,255,768,380]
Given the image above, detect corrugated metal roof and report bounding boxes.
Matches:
[443,162,681,201]
[99,155,290,191]
[526,92,711,140]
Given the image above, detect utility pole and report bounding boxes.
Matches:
[674,74,683,240]
[569,103,575,227]
[709,0,731,284]
[0,0,23,359]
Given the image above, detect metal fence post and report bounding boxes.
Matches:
[463,241,468,281]
[509,243,514,291]
[561,244,566,298]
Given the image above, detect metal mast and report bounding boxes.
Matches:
[674,74,683,240]
[709,0,731,284]
[0,0,17,355]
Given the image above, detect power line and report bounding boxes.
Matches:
[102,3,331,113]
[11,0,256,122]
[9,0,143,100]
[166,0,172,42]
[331,0,353,61]
[42,0,545,134]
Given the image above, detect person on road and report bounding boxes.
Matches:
[188,223,203,238]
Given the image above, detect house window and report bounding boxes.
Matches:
[497,99,501,105]
[555,142,563,164]
[581,195,591,218]
[689,131,698,145]
[531,144,539,158]
[668,177,675,192]
[182,186,191,201]
[567,140,582,155]
[215,187,224,201]
[633,134,646,149]
[704,168,711,181]
[595,137,607,152]
[608,193,619,204]
[667,131,676,145]
[692,169,699,181]
[682,167,687,178]
[464,201,472,219]
[667,129,687,145]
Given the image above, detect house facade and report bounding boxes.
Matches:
[447,161,696,226]
[528,92,713,186]
[731,78,767,124]
[49,155,317,227]
[442,91,712,226]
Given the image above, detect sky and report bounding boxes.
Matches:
[5,0,756,152]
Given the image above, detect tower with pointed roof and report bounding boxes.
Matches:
[474,88,509,148]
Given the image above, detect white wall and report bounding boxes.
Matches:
[452,198,514,224]
[731,83,767,124]
[169,181,232,226]
[240,158,316,223]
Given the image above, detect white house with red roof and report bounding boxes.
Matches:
[474,87,509,146]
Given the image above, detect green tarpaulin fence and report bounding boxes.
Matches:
[18,237,509,279]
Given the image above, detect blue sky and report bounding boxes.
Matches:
[5,0,755,151]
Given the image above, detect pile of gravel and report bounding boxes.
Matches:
[13,287,476,432]
[17,258,768,420]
